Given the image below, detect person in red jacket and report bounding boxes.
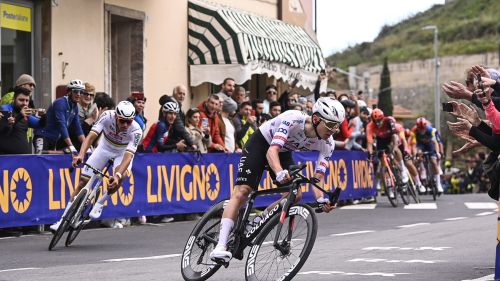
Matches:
[197,94,227,152]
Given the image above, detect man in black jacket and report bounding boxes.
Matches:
[0,87,41,154]
[158,85,194,148]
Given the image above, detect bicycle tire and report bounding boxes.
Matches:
[427,162,437,201]
[48,189,86,251]
[66,186,101,247]
[382,168,398,207]
[245,204,318,281]
[394,167,410,205]
[407,176,420,204]
[181,200,225,281]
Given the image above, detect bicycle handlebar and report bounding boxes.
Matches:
[271,163,342,213]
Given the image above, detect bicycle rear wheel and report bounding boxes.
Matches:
[245,204,317,281]
[181,200,225,281]
[48,189,87,251]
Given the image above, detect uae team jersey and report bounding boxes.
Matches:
[90,110,143,154]
[258,110,335,175]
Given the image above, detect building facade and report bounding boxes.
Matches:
[2,0,322,127]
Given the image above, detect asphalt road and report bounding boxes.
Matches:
[0,193,498,281]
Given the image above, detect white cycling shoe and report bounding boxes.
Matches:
[89,202,104,220]
[50,220,61,232]
[210,245,232,263]
[417,184,426,194]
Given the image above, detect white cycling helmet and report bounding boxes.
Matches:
[313,97,345,123]
[67,79,85,91]
[162,101,179,113]
[115,101,136,119]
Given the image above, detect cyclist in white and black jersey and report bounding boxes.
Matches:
[210,97,346,262]
[50,101,143,231]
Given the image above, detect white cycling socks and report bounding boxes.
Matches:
[216,218,234,249]
[97,192,110,205]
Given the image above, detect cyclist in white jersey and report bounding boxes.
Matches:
[210,97,346,262]
[50,101,143,231]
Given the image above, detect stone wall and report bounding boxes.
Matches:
[354,52,499,119]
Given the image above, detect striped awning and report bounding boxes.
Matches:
[188,0,326,90]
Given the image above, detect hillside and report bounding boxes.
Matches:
[326,0,500,69]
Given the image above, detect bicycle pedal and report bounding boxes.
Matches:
[211,257,230,268]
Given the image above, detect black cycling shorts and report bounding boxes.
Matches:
[235,130,294,189]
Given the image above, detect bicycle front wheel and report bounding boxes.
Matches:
[48,189,87,251]
[382,169,398,207]
[245,204,317,281]
[181,200,225,281]
[407,176,420,204]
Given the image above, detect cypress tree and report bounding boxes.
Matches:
[378,57,393,116]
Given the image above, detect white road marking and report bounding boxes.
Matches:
[340,204,377,210]
[330,230,375,236]
[349,258,443,264]
[0,237,16,240]
[362,246,451,251]
[461,274,495,281]
[476,212,496,216]
[103,254,181,262]
[297,271,410,277]
[404,203,437,209]
[397,223,430,228]
[444,217,468,221]
[0,268,40,273]
[465,202,498,209]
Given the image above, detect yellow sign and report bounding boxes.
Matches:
[1,3,31,32]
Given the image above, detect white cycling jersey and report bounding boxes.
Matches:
[259,110,335,175]
[81,110,143,178]
[90,110,143,154]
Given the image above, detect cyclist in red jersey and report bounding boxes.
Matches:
[366,109,410,198]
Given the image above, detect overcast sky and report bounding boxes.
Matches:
[316,0,445,56]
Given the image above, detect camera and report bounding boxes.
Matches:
[442,102,453,112]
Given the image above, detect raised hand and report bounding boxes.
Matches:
[442,81,473,100]
[448,101,481,126]
[447,118,472,138]
[452,139,481,156]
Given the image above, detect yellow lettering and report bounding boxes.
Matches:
[48,169,60,210]
[0,170,9,213]
[119,172,134,206]
[147,166,158,203]
[181,165,193,201]
[64,168,79,198]
[193,165,205,200]
[161,165,176,202]
[228,164,234,196]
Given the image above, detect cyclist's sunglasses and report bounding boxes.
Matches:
[117,118,133,125]
[71,89,83,94]
[320,117,340,130]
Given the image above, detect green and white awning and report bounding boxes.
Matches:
[188,0,326,90]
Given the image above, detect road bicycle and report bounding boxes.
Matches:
[48,161,112,250]
[419,151,438,201]
[180,163,341,281]
[376,149,410,207]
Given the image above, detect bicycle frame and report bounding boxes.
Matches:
[227,165,337,260]
[70,162,112,227]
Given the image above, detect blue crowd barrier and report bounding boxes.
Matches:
[0,151,375,228]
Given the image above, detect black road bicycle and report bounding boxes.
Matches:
[48,161,111,250]
[180,164,341,281]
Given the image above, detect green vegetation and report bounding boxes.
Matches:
[326,0,500,69]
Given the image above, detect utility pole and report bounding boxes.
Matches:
[422,25,440,132]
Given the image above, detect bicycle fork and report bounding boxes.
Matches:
[274,187,298,255]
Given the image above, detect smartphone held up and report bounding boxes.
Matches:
[442,102,453,112]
